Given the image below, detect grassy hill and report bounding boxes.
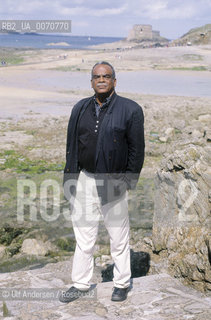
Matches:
[173,24,211,45]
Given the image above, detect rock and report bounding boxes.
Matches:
[174,120,186,130]
[21,238,52,256]
[143,237,153,247]
[0,245,6,259]
[198,114,211,123]
[95,254,113,268]
[152,144,211,292]
[191,129,203,138]
[101,255,112,267]
[95,257,101,267]
[95,306,107,317]
[159,128,175,143]
[165,127,175,138]
[101,254,111,262]
[0,266,210,320]
[159,136,168,143]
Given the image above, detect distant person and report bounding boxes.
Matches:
[60,61,145,303]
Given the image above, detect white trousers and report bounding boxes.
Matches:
[71,170,131,290]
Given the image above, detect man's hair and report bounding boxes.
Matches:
[91,61,116,79]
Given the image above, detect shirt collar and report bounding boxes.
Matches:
[93,92,114,108]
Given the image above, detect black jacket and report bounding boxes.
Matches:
[64,92,145,204]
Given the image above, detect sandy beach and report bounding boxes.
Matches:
[0,44,210,161]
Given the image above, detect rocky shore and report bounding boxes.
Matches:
[0,261,211,319]
[0,44,211,317]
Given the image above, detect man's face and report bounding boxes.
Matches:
[91,64,116,95]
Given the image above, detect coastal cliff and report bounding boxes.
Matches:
[152,143,211,292]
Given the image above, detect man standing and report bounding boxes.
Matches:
[60,62,145,303]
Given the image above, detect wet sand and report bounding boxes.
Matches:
[1,68,210,100]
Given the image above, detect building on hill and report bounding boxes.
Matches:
[127,24,161,41]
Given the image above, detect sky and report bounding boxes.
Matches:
[0,0,211,40]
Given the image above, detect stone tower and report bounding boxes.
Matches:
[127,24,153,41]
[127,24,161,41]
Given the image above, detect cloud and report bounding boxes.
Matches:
[55,3,127,17]
[0,0,210,38]
[144,2,196,19]
[130,0,210,20]
[0,0,127,19]
[86,5,128,17]
[1,0,210,20]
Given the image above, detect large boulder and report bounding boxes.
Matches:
[21,238,52,256]
[152,144,211,292]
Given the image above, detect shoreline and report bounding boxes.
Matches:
[0,69,210,105]
[0,44,211,71]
